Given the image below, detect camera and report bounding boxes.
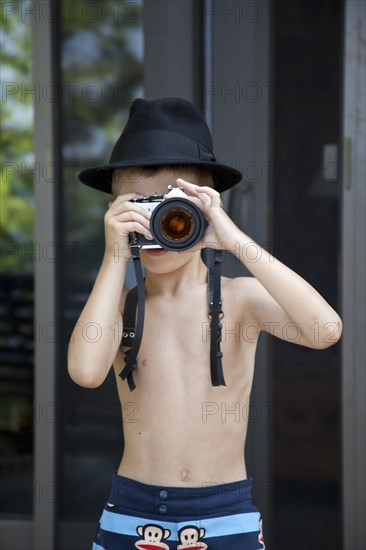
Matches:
[129,186,207,251]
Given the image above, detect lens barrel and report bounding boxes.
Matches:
[150,198,206,251]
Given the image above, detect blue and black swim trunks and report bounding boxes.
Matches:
[92,473,266,549]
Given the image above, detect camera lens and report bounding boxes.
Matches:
[161,209,193,241]
[150,198,206,251]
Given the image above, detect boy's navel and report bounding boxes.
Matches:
[180,468,190,482]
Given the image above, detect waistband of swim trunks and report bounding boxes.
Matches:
[107,473,257,515]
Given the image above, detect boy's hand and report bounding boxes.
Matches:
[104,193,153,261]
[175,178,240,251]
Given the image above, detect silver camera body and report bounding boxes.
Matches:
[129,186,207,251]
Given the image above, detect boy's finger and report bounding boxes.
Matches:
[108,193,144,209]
[175,179,199,191]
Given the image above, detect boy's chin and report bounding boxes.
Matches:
[140,247,200,270]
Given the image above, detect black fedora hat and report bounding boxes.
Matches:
[78,97,242,194]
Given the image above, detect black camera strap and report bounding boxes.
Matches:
[119,234,145,391]
[201,248,226,386]
[119,246,226,391]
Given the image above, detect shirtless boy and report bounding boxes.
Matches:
[68,97,342,550]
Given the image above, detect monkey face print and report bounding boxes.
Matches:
[177,525,207,549]
[135,523,171,549]
[135,523,208,549]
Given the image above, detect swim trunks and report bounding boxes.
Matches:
[92,473,265,549]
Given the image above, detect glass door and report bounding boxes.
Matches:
[270,1,343,548]
[57,2,144,548]
[0,0,35,522]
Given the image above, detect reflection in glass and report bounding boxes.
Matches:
[59,0,144,519]
[271,1,342,547]
[0,0,34,516]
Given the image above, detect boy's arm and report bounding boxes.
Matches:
[232,254,342,349]
[67,193,152,387]
[67,255,127,388]
[178,179,343,349]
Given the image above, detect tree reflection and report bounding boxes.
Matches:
[0,0,34,273]
[61,0,143,283]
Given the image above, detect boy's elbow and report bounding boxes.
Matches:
[68,368,106,389]
[67,357,109,389]
[313,315,343,349]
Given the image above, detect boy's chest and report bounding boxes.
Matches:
[141,300,211,361]
[116,286,256,394]
[123,298,251,387]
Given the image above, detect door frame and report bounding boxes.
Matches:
[341,1,366,548]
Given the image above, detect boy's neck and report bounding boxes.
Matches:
[144,253,207,297]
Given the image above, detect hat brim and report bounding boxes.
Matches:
[78,159,242,195]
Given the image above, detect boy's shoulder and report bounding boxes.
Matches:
[222,274,259,293]
[222,275,263,314]
[221,275,278,326]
